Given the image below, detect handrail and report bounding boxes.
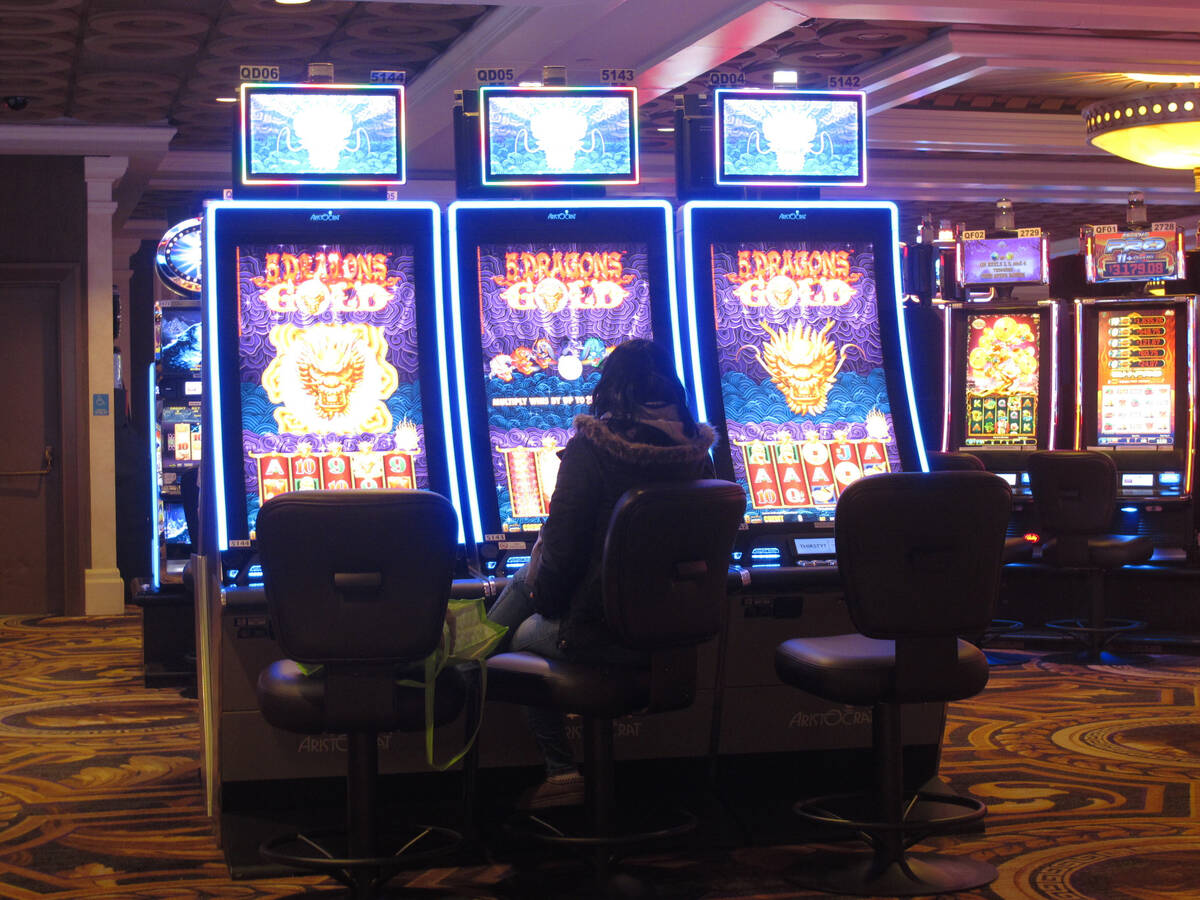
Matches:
[0,446,52,478]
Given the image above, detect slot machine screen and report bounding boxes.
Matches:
[958,236,1047,287]
[480,86,638,185]
[240,83,405,186]
[714,89,865,187]
[963,312,1040,447]
[448,201,679,545]
[1096,306,1175,446]
[478,241,654,531]
[207,203,453,552]
[710,240,899,522]
[682,201,924,534]
[163,501,191,546]
[159,306,203,378]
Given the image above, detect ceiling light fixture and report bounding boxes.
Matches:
[275,0,312,5]
[1083,86,1200,190]
[215,97,238,103]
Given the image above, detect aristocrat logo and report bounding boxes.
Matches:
[546,209,576,221]
[788,707,872,728]
[309,210,341,222]
[778,210,807,221]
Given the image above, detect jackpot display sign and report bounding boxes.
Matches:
[960,236,1045,286]
[1087,228,1183,283]
[710,241,896,521]
[479,242,653,530]
[1097,307,1176,446]
[236,243,428,535]
[964,313,1040,447]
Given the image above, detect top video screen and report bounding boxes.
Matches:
[959,236,1046,286]
[480,86,638,185]
[963,312,1040,448]
[1087,228,1184,284]
[715,89,865,186]
[241,83,404,185]
[709,240,897,523]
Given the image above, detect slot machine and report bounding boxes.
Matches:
[941,227,1060,534]
[448,79,711,765]
[676,88,941,770]
[132,217,204,689]
[1074,222,1195,556]
[193,79,468,853]
[449,82,683,572]
[147,218,205,589]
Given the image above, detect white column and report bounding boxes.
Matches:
[84,156,129,615]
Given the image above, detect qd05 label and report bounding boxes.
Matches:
[476,68,515,84]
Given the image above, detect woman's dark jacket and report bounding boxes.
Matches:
[528,409,717,657]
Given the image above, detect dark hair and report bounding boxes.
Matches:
[591,339,698,435]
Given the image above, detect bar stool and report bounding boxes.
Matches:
[485,479,745,895]
[775,471,1010,895]
[1027,450,1152,663]
[254,490,466,898]
[928,451,1030,665]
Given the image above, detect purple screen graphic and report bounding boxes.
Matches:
[236,244,427,535]
[961,236,1044,285]
[478,242,654,530]
[711,241,898,522]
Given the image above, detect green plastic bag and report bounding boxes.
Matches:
[400,597,507,771]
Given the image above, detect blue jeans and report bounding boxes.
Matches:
[487,565,576,775]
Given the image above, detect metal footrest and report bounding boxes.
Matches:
[504,806,696,849]
[260,823,461,892]
[794,788,986,839]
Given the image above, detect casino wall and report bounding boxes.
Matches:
[0,155,115,616]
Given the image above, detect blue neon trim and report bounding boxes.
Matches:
[679,203,710,425]
[425,203,467,545]
[203,204,228,551]
[885,203,929,471]
[447,203,485,544]
[447,198,682,544]
[1120,506,1137,513]
[677,200,926,470]
[148,362,160,589]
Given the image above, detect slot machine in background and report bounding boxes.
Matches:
[1074,221,1195,557]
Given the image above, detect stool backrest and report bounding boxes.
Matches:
[256,490,458,666]
[928,450,985,471]
[601,479,745,651]
[1026,450,1117,535]
[835,471,1010,639]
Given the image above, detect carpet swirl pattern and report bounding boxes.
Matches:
[0,612,1197,898]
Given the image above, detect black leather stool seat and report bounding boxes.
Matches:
[258,661,466,735]
[776,636,988,707]
[488,652,654,719]
[1040,533,1153,569]
[1003,536,1035,563]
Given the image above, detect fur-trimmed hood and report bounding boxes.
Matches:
[572,413,716,467]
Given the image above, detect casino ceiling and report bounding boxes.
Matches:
[2,0,1200,248]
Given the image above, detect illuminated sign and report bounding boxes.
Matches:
[479,85,638,185]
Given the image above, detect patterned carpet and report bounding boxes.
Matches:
[0,611,1197,898]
